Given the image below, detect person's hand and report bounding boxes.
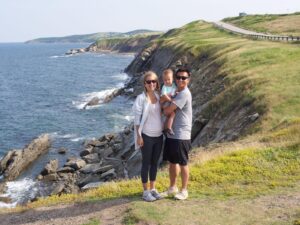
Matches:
[137,136,144,148]
[160,94,172,103]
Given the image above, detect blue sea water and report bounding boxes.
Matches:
[0,43,134,179]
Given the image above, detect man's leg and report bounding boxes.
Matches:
[180,165,189,190]
[169,163,180,187]
[173,165,189,200]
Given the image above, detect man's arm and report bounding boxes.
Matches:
[163,102,177,116]
[160,94,172,104]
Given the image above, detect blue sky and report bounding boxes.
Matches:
[0,0,300,42]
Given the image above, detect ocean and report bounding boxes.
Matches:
[0,43,134,207]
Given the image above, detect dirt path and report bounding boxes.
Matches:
[0,190,299,225]
[0,198,131,225]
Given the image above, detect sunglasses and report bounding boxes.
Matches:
[176,76,190,81]
[145,80,157,84]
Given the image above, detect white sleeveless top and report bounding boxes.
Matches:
[142,101,163,137]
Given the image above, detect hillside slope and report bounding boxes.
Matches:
[223,12,300,36]
[2,14,300,225]
[26,29,161,43]
[86,34,161,53]
[125,20,300,146]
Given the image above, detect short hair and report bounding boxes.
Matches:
[163,69,173,78]
[175,67,191,77]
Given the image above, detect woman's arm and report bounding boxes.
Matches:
[135,125,144,148]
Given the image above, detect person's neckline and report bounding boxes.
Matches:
[178,86,188,92]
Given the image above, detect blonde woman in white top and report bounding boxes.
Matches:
[132,71,163,202]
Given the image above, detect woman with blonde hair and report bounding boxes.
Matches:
[132,71,163,202]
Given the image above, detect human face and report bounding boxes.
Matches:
[175,71,190,91]
[144,75,158,92]
[163,73,173,86]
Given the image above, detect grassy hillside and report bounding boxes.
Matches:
[154,20,300,132]
[223,12,300,36]
[92,33,161,52]
[26,29,160,43]
[6,17,300,224]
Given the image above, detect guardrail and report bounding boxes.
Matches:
[246,34,300,41]
[214,23,300,42]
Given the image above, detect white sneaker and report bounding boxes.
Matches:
[142,190,156,202]
[160,187,179,198]
[174,189,188,200]
[150,189,163,200]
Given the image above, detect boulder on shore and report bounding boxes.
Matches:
[41,159,58,176]
[0,134,51,182]
[83,97,100,109]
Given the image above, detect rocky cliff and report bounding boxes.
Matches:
[65,34,161,56]
[124,27,261,147]
[86,34,161,53]
[32,21,265,197]
[4,22,265,199]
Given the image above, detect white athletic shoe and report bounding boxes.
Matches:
[160,187,179,198]
[174,189,188,200]
[142,190,156,202]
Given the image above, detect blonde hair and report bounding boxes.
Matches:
[163,69,173,79]
[143,71,160,94]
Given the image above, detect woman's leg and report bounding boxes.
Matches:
[149,135,163,189]
[141,134,153,190]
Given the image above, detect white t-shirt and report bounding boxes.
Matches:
[142,101,163,137]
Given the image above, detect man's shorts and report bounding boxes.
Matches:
[163,138,192,166]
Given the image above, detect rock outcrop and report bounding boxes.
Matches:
[124,41,261,146]
[65,34,161,55]
[14,27,263,199]
[87,35,160,54]
[0,134,51,182]
[36,124,139,196]
[35,34,262,197]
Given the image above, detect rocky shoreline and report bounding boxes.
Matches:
[0,37,150,204]
[0,27,262,205]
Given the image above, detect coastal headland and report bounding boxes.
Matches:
[1,12,300,225]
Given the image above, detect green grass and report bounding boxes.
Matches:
[95,33,161,50]
[21,18,300,209]
[190,145,300,198]
[81,218,101,225]
[223,12,300,36]
[5,17,300,225]
[25,121,300,208]
[122,210,140,225]
[156,20,300,131]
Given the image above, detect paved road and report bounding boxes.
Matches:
[213,21,300,42]
[214,21,265,36]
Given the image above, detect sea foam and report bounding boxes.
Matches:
[0,178,39,208]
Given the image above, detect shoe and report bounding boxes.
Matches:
[160,187,179,198]
[174,189,188,200]
[142,190,156,202]
[150,189,163,200]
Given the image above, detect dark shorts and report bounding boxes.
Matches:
[163,138,192,166]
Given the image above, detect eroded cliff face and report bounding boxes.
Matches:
[125,43,260,147]
[22,38,261,197]
[86,35,161,53]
